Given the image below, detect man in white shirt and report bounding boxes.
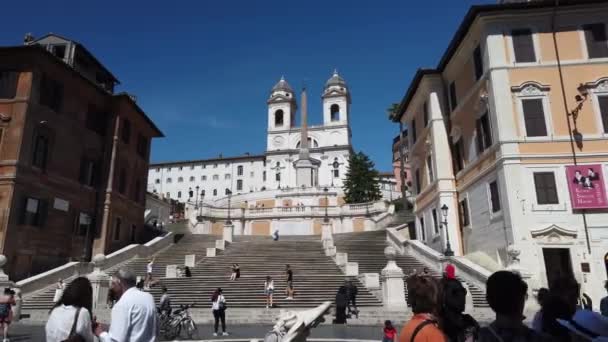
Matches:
[95,268,158,342]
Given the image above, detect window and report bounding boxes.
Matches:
[179,166,183,171]
[213,189,217,196]
[423,102,429,127]
[177,191,182,199]
[427,156,434,183]
[86,108,109,136]
[276,172,281,182]
[263,171,267,181]
[225,188,231,195]
[177,177,183,183]
[225,174,230,180]
[522,98,548,136]
[0,71,19,99]
[118,168,127,194]
[275,110,284,126]
[250,171,255,178]
[453,139,465,173]
[190,165,195,170]
[121,119,131,144]
[202,164,207,169]
[51,44,66,59]
[237,165,243,176]
[79,157,97,186]
[166,177,172,183]
[32,134,50,170]
[333,168,339,178]
[431,209,439,234]
[330,104,340,122]
[489,180,501,213]
[113,218,121,241]
[533,172,559,205]
[415,169,421,194]
[130,225,137,243]
[136,134,148,158]
[202,175,207,181]
[168,167,172,171]
[237,179,243,191]
[213,175,219,181]
[166,192,170,198]
[598,96,608,133]
[39,74,63,113]
[473,45,483,80]
[20,197,47,226]
[449,82,457,112]
[583,23,608,59]
[512,29,536,63]
[411,119,417,144]
[476,112,493,153]
[76,212,92,237]
[189,176,195,182]
[155,179,160,184]
[459,199,470,227]
[213,164,218,168]
[419,217,426,241]
[225,163,229,168]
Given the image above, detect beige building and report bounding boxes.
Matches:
[390,0,608,302]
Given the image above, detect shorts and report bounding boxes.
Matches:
[265,289,274,296]
[0,315,11,324]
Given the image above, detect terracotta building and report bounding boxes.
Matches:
[392,132,411,199]
[390,0,608,302]
[0,34,163,280]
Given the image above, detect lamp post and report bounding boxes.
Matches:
[195,186,200,209]
[323,187,329,223]
[441,204,454,256]
[226,189,232,225]
[199,191,205,217]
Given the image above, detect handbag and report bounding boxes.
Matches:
[219,296,227,311]
[62,307,85,342]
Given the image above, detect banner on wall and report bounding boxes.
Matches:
[565,164,608,209]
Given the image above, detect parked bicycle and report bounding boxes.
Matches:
[159,303,198,339]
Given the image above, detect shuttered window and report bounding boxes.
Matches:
[476,112,493,153]
[449,82,457,111]
[432,209,439,234]
[459,199,470,227]
[522,98,548,137]
[0,71,19,99]
[583,23,608,59]
[427,156,434,183]
[419,217,426,241]
[473,45,483,80]
[453,139,465,173]
[512,29,536,63]
[533,172,559,205]
[20,196,48,227]
[489,181,501,213]
[415,169,421,194]
[423,102,429,127]
[411,119,417,144]
[599,96,608,133]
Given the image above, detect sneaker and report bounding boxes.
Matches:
[222,332,229,336]
[213,332,218,337]
[266,305,269,309]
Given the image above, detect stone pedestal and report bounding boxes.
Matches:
[359,273,380,290]
[325,246,336,257]
[87,254,111,312]
[166,265,178,278]
[206,248,217,257]
[381,246,406,309]
[321,223,333,241]
[215,240,226,250]
[223,224,234,243]
[185,254,195,267]
[346,262,359,277]
[336,253,348,266]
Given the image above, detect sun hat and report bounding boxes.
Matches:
[557,310,608,340]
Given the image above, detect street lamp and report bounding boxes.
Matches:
[226,188,232,225]
[195,186,200,209]
[441,204,454,256]
[199,190,205,217]
[323,187,329,223]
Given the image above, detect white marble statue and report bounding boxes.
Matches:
[263,301,331,342]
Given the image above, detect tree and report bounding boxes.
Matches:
[387,103,400,120]
[342,151,382,204]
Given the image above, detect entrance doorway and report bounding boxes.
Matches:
[543,248,574,288]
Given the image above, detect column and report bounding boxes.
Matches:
[381,246,407,309]
[87,254,111,312]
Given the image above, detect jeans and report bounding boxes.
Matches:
[213,309,226,333]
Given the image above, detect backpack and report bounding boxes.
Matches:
[0,303,9,317]
[442,278,467,313]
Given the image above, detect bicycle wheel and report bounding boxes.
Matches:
[182,318,198,339]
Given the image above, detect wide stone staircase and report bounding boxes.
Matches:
[332,230,489,308]
[146,234,381,308]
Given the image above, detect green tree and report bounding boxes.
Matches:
[343,151,382,203]
[387,103,400,120]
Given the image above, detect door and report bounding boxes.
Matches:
[543,248,574,288]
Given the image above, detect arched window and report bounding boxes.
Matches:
[237,179,243,191]
[32,134,50,170]
[276,162,280,167]
[178,177,184,183]
[296,138,319,148]
[333,158,340,178]
[166,177,172,183]
[237,165,244,176]
[177,191,182,198]
[155,179,160,184]
[330,104,340,122]
[189,176,195,182]
[275,109,284,126]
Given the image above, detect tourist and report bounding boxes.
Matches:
[211,288,228,336]
[399,275,445,341]
[557,309,608,340]
[532,288,550,333]
[541,276,580,341]
[265,276,275,309]
[439,268,478,342]
[580,292,593,311]
[383,320,397,342]
[478,271,548,341]
[346,280,359,318]
[95,268,158,341]
[230,264,240,281]
[159,286,172,315]
[601,281,608,317]
[144,257,155,290]
[45,277,96,342]
[334,286,348,324]
[184,266,192,278]
[273,229,280,241]
[286,265,294,300]
[0,289,16,342]
[422,267,430,276]
[53,278,65,304]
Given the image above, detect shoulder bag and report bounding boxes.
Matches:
[62,307,86,342]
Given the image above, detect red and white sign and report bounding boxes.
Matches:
[566,164,608,209]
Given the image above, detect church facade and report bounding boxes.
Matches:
[148,71,353,203]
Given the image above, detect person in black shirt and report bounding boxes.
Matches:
[286,265,294,300]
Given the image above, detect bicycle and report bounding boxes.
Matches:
[159,303,198,340]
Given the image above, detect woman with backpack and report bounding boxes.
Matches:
[211,288,229,337]
[45,277,96,342]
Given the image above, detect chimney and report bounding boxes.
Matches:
[23,33,35,45]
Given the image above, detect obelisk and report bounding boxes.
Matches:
[294,87,319,188]
[299,87,309,157]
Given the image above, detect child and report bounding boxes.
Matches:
[383,320,397,342]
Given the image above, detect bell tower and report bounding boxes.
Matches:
[322,70,350,126]
[267,76,297,131]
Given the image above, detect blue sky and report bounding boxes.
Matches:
[2,0,487,171]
